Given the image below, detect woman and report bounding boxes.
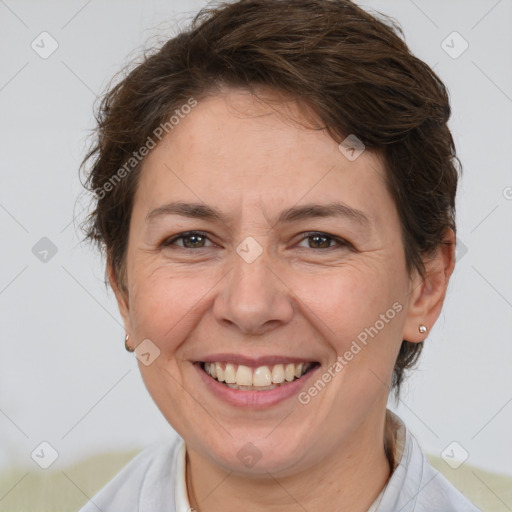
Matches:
[79,0,481,510]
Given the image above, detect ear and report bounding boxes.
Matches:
[402,228,456,343]
[107,259,132,335]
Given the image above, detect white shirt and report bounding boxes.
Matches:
[79,411,481,511]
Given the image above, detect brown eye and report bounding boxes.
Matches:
[162,231,213,249]
[297,232,349,250]
[308,234,332,249]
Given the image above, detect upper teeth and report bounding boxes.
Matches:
[204,362,312,387]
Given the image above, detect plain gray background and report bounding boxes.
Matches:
[1,0,511,488]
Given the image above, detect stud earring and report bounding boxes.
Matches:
[419,325,427,334]
[125,334,134,352]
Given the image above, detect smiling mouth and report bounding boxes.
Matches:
[199,361,319,391]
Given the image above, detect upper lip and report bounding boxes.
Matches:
[197,353,318,368]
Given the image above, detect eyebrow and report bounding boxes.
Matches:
[146,201,371,227]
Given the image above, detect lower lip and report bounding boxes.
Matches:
[194,363,320,408]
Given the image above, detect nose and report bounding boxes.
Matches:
[213,245,294,336]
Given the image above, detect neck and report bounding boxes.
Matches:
[186,406,394,512]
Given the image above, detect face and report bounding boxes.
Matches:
[113,88,426,476]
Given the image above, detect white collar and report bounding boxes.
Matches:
[174,409,406,512]
[174,440,190,512]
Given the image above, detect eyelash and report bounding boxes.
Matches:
[161,230,350,251]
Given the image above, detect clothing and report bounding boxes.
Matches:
[78,410,481,511]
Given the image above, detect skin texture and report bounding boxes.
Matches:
[109,88,455,511]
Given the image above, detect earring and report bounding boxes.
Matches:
[125,334,134,352]
[419,325,427,334]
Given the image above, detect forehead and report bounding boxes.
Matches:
[135,89,393,227]
[153,89,368,169]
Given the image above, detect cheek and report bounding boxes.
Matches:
[289,265,407,398]
[127,265,219,352]
[291,262,404,341]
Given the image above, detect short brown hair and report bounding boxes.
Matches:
[80,0,461,398]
